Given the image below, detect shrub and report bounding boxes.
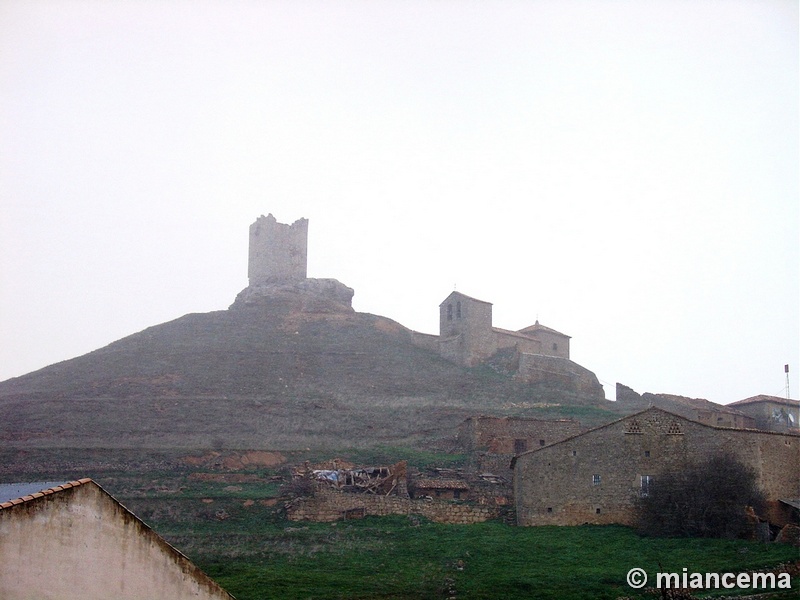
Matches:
[280,477,317,499]
[637,453,766,538]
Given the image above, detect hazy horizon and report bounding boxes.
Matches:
[2,1,797,404]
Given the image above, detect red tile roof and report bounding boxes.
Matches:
[0,478,92,510]
[728,395,799,408]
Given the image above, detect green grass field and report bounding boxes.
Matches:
[161,511,797,600]
[8,459,797,599]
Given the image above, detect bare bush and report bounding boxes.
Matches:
[637,453,765,539]
[280,477,317,499]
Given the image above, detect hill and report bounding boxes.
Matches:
[0,287,613,455]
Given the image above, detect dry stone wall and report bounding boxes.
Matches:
[287,488,497,524]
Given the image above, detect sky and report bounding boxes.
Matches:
[1,0,797,404]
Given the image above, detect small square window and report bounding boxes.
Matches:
[572,450,577,457]
[644,450,650,458]
[592,474,601,486]
[539,439,545,446]
[596,508,601,514]
[547,507,553,513]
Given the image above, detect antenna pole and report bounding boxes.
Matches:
[786,364,790,399]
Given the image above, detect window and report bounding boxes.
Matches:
[592,474,601,486]
[453,490,461,500]
[547,507,553,513]
[572,450,577,457]
[552,343,558,351]
[456,301,462,319]
[596,508,601,514]
[447,304,453,321]
[644,450,650,458]
[640,475,653,498]
[539,439,546,447]
[514,439,528,454]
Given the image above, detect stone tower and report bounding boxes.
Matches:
[248,214,308,286]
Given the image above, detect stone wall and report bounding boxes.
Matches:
[287,487,498,524]
[514,407,800,527]
[492,328,542,356]
[248,214,308,285]
[439,293,495,366]
[516,353,604,398]
[457,415,584,454]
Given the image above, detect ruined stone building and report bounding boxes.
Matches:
[457,415,585,474]
[727,395,800,433]
[0,479,233,600]
[513,407,800,528]
[458,415,585,455]
[232,213,354,312]
[248,213,308,284]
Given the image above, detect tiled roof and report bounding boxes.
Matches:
[492,326,540,341]
[728,395,800,408]
[518,320,571,338]
[649,393,750,416]
[439,291,492,306]
[0,479,92,510]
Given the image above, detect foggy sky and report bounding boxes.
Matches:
[1,1,797,403]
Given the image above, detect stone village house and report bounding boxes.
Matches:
[513,407,800,529]
[0,479,234,600]
[727,395,800,433]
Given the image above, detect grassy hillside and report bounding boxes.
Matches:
[0,303,615,455]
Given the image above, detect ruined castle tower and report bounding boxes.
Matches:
[248,214,308,286]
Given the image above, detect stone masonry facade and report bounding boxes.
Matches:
[438,291,604,399]
[458,415,584,455]
[248,214,308,285]
[513,407,800,528]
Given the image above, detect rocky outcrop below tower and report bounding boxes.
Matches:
[230,278,355,314]
[235,213,354,314]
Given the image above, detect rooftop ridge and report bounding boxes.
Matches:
[0,478,92,510]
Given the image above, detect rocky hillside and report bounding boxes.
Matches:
[0,281,613,453]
